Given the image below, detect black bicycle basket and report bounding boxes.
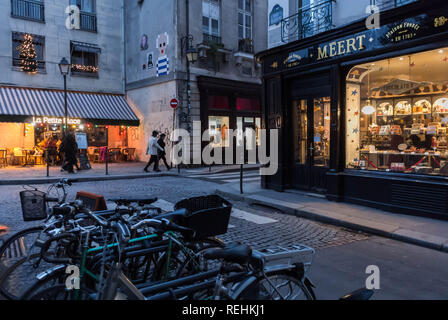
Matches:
[174,195,232,238]
[20,189,47,221]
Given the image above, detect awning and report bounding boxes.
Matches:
[0,86,139,126]
[71,41,102,54]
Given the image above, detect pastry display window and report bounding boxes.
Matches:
[346,47,448,176]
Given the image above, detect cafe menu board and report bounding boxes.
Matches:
[75,132,88,149]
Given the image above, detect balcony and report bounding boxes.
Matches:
[372,0,418,11]
[281,0,335,43]
[11,0,44,22]
[203,33,222,45]
[80,11,97,32]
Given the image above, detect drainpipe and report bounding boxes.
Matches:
[121,0,126,94]
[186,0,191,132]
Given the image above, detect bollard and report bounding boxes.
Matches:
[105,146,109,175]
[240,164,243,194]
[46,148,49,177]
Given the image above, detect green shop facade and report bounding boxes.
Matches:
[257,0,448,219]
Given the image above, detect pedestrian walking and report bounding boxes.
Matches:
[60,132,78,174]
[157,133,171,170]
[144,130,163,172]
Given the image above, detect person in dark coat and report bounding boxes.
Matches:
[60,132,78,173]
[157,133,171,170]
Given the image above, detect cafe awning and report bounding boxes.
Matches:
[0,86,139,126]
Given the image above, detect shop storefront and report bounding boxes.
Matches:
[0,86,140,167]
[258,0,448,219]
[198,76,262,161]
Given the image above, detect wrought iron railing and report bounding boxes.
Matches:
[371,0,418,10]
[203,33,222,45]
[80,12,97,32]
[11,0,44,22]
[238,38,254,54]
[281,0,335,43]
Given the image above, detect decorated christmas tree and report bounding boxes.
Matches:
[16,34,38,73]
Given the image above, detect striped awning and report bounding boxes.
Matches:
[0,86,139,126]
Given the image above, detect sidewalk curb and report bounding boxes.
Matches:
[198,165,261,175]
[215,189,448,253]
[0,172,178,186]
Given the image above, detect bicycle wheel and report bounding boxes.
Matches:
[0,226,54,300]
[235,270,315,300]
[26,284,94,300]
[20,267,68,300]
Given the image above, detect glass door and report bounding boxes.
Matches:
[292,96,331,191]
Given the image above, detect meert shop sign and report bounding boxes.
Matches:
[32,117,82,125]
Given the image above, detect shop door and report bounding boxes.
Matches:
[292,96,331,192]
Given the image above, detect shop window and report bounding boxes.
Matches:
[208,116,229,148]
[86,125,107,146]
[236,97,260,111]
[236,117,261,147]
[12,32,45,72]
[346,47,448,176]
[208,95,229,110]
[70,41,100,77]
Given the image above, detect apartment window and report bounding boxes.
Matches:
[12,32,45,72]
[11,0,45,22]
[202,0,221,43]
[238,0,252,40]
[70,41,100,77]
[70,0,95,13]
[70,0,97,32]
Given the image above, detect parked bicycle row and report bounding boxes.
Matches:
[0,179,373,300]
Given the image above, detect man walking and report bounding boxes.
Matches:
[157,133,171,170]
[144,130,163,172]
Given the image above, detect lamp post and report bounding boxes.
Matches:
[58,57,70,136]
[182,0,198,132]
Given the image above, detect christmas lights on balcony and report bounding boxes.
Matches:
[71,64,99,73]
[17,34,38,73]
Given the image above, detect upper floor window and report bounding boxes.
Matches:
[12,32,45,73]
[11,0,45,22]
[70,41,100,77]
[70,0,95,13]
[70,0,97,32]
[202,0,221,44]
[238,0,252,40]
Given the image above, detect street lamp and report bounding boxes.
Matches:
[58,57,70,136]
[186,47,198,64]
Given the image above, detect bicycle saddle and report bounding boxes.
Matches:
[204,243,252,265]
[109,198,158,206]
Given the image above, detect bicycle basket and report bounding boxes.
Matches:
[174,195,232,238]
[20,190,47,221]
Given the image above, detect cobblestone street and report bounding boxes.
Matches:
[1,176,447,300]
[0,176,369,251]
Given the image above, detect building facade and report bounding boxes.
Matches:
[0,0,141,165]
[258,0,448,219]
[124,0,268,162]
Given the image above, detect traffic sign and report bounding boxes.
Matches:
[170,98,179,109]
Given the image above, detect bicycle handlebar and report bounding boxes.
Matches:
[40,233,76,264]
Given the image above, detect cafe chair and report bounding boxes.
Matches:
[12,148,25,166]
[122,148,136,161]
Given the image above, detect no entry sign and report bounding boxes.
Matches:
[170,98,179,109]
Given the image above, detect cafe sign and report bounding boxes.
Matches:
[32,116,82,125]
[264,8,448,74]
